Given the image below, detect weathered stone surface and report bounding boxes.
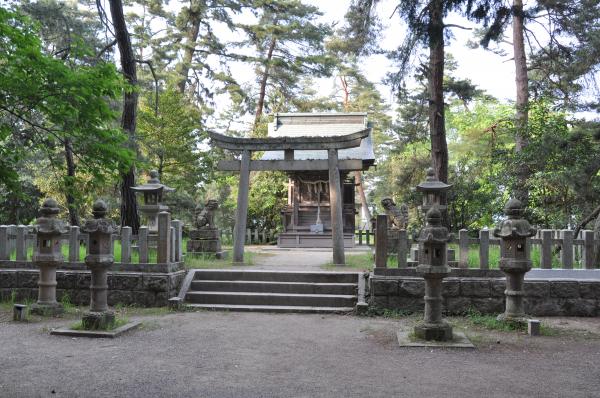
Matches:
[470,298,504,314]
[56,272,78,290]
[579,282,600,299]
[490,279,506,297]
[371,279,398,295]
[187,240,221,253]
[524,281,550,297]
[370,295,389,308]
[442,279,460,297]
[17,272,39,288]
[144,275,168,292]
[460,279,491,297]
[155,292,169,306]
[109,274,142,291]
[445,297,471,315]
[388,296,423,312]
[0,271,17,288]
[550,281,579,298]
[399,279,425,297]
[189,229,219,240]
[77,273,92,289]
[561,299,597,317]
[525,298,561,316]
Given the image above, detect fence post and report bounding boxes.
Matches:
[69,226,80,262]
[157,212,171,264]
[138,226,149,263]
[16,225,27,261]
[479,229,489,269]
[170,220,180,261]
[366,230,371,246]
[121,226,132,264]
[561,230,573,269]
[0,226,8,260]
[458,229,469,268]
[540,229,552,269]
[246,228,251,244]
[375,215,388,268]
[582,230,595,269]
[397,229,407,268]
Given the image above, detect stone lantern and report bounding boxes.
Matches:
[493,198,536,323]
[416,168,451,216]
[131,170,175,233]
[414,207,453,341]
[81,200,117,329]
[31,198,67,315]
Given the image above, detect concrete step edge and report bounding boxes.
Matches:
[192,280,358,287]
[186,304,356,313]
[186,291,357,299]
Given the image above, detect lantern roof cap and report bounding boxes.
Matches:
[493,198,536,238]
[131,170,175,193]
[416,168,452,192]
[417,207,451,243]
[40,198,60,216]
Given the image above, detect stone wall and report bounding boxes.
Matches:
[369,275,600,317]
[0,269,186,307]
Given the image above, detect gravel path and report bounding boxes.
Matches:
[1,311,600,398]
[239,246,371,271]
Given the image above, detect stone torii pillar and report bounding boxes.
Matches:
[233,150,251,263]
[328,148,345,265]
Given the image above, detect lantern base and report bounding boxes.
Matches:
[414,321,453,342]
[82,311,116,331]
[30,302,64,316]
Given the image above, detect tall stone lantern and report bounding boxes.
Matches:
[31,198,67,315]
[493,198,536,323]
[414,207,453,341]
[131,170,175,233]
[81,200,117,329]
[416,167,451,216]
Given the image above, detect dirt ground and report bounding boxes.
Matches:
[1,307,599,398]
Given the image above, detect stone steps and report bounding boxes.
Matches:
[179,269,361,313]
[191,280,357,295]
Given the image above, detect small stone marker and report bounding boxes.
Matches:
[528,319,541,336]
[13,304,27,321]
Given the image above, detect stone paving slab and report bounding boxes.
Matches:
[50,321,142,338]
[397,330,475,349]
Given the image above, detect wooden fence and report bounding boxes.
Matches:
[0,213,183,266]
[373,219,598,270]
[219,228,278,245]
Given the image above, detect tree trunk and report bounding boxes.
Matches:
[355,172,371,230]
[64,138,80,226]
[254,37,277,130]
[108,0,140,233]
[428,0,448,185]
[176,2,202,94]
[513,0,530,205]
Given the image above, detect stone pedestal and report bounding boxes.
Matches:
[31,198,66,316]
[497,259,530,324]
[30,259,64,316]
[414,265,453,341]
[187,228,226,259]
[493,198,536,325]
[81,200,117,330]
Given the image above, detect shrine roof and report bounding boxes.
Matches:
[262,112,375,163]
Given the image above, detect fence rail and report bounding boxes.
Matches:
[372,218,598,270]
[0,213,183,266]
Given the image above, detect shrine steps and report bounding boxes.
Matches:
[179,270,361,313]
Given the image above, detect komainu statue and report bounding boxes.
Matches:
[381,198,409,230]
[194,200,219,230]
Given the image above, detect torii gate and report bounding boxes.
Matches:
[208,129,370,265]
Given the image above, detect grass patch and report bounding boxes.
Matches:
[184,249,257,269]
[70,316,129,331]
[323,252,373,270]
[464,308,528,332]
[358,306,416,318]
